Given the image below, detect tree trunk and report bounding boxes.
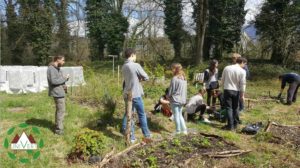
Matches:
[173,41,182,61]
[194,0,208,65]
[98,44,105,60]
[271,45,284,65]
[125,91,133,146]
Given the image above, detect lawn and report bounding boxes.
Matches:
[0,61,300,168]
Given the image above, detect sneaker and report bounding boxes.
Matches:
[286,102,292,105]
[130,139,136,144]
[221,125,235,131]
[183,131,188,135]
[198,118,211,124]
[171,131,181,136]
[169,115,174,121]
[203,118,211,123]
[54,130,64,135]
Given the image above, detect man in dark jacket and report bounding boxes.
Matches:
[47,55,69,135]
[278,73,300,105]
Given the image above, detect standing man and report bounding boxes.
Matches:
[277,73,300,105]
[121,48,151,143]
[232,53,250,112]
[47,55,69,135]
[221,57,247,130]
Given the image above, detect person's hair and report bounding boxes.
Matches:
[53,55,64,62]
[198,88,206,95]
[164,88,169,95]
[209,59,218,73]
[232,53,241,58]
[124,48,136,58]
[171,63,186,80]
[236,57,247,64]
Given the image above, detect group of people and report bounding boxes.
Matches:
[118,48,248,142]
[46,49,299,140]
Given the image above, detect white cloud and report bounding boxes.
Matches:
[244,0,265,25]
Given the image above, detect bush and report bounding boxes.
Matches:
[144,62,166,78]
[68,128,111,161]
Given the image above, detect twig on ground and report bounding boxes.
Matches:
[202,149,252,158]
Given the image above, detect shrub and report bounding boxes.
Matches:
[144,62,166,78]
[68,128,110,161]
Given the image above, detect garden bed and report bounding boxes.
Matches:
[265,122,300,149]
[102,133,250,168]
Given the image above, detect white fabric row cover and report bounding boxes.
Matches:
[0,66,85,94]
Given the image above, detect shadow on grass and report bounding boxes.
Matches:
[84,94,170,140]
[84,116,124,142]
[26,118,55,132]
[85,113,171,141]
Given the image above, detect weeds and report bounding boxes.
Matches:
[146,155,158,168]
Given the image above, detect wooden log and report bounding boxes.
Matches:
[125,91,133,146]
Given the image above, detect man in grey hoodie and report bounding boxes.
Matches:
[47,55,69,135]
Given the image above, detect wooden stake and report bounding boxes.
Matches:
[117,65,120,87]
[125,91,133,146]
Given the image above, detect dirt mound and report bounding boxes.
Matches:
[102,133,250,168]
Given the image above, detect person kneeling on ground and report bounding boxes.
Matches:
[186,89,210,123]
[153,88,173,120]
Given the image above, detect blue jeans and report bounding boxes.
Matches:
[122,97,151,140]
[171,103,187,133]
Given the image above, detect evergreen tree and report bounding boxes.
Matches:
[55,0,70,58]
[19,0,55,65]
[206,0,245,59]
[6,0,23,64]
[255,0,300,65]
[86,0,128,60]
[163,0,185,60]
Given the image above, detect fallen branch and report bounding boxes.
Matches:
[99,142,142,168]
[98,147,116,168]
[265,121,273,132]
[199,133,235,146]
[202,149,251,158]
[269,122,300,128]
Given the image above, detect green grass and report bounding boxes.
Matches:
[0,61,300,167]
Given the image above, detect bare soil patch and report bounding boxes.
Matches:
[7,107,27,113]
[266,122,300,149]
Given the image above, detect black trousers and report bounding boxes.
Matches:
[206,88,216,106]
[187,104,207,120]
[287,82,300,103]
[224,90,239,128]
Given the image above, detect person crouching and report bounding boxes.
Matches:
[186,89,209,123]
